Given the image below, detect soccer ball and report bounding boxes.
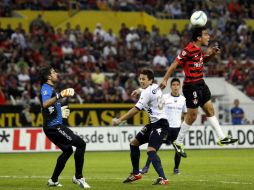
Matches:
[190,11,207,26]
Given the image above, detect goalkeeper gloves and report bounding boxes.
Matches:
[56,88,75,99]
[61,106,70,118]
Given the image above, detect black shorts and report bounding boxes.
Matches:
[165,127,180,145]
[135,119,169,151]
[183,80,211,108]
[43,125,83,151]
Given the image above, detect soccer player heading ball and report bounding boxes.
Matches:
[159,26,238,158]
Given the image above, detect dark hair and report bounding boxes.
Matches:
[191,26,207,41]
[140,68,154,81]
[39,65,53,84]
[170,78,180,85]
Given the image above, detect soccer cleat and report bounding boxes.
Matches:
[173,168,180,175]
[152,177,169,185]
[123,173,142,183]
[47,179,62,187]
[217,136,238,146]
[72,176,91,188]
[172,141,187,158]
[139,166,149,174]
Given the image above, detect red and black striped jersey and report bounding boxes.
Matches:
[176,42,208,84]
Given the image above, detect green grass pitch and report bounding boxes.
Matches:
[0,149,254,190]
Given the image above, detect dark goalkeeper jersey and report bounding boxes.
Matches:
[176,42,209,84]
[39,83,62,127]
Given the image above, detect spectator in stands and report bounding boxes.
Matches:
[103,42,117,58]
[0,86,7,105]
[167,24,180,46]
[152,49,168,71]
[244,81,254,98]
[104,28,116,44]
[126,27,141,50]
[231,99,244,125]
[91,67,105,85]
[20,104,32,127]
[93,23,106,40]
[29,14,46,32]
[11,28,26,49]
[119,22,129,40]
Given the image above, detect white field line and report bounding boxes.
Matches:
[0,176,252,185]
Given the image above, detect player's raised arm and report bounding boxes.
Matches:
[203,46,221,63]
[159,60,179,90]
[42,88,75,108]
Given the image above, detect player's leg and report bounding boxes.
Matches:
[148,125,169,185]
[173,108,197,157]
[43,127,74,186]
[140,158,151,174]
[123,125,151,183]
[130,138,141,175]
[72,136,86,178]
[62,128,90,189]
[123,138,142,183]
[173,83,200,157]
[51,147,73,183]
[172,128,181,174]
[202,100,238,145]
[201,83,238,145]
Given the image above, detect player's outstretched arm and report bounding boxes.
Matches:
[42,88,75,108]
[159,60,178,89]
[131,88,143,97]
[112,107,139,126]
[204,46,221,63]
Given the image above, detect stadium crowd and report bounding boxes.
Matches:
[1,0,254,18]
[0,0,254,105]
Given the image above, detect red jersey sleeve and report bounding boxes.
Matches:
[175,49,189,67]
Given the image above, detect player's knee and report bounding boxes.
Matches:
[147,150,157,161]
[80,139,86,149]
[130,138,140,146]
[61,148,73,159]
[206,107,215,117]
[147,146,156,152]
[66,148,73,156]
[187,112,197,123]
[75,138,86,150]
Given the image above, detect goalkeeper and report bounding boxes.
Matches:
[39,65,90,188]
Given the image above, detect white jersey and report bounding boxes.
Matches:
[135,84,167,123]
[163,93,187,128]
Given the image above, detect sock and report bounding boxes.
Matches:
[51,149,73,182]
[175,121,191,144]
[74,147,85,179]
[147,151,166,179]
[174,152,181,169]
[130,144,140,174]
[145,158,151,168]
[207,116,225,140]
[73,137,86,179]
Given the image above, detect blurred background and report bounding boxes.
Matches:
[0,0,253,128]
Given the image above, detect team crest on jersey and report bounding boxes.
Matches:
[152,87,160,94]
[43,90,48,95]
[193,99,198,105]
[182,50,187,56]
